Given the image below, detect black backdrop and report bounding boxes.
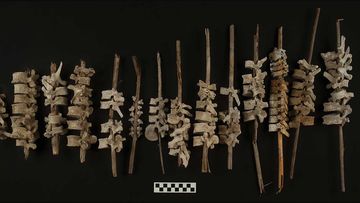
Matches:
[0,0,359,202]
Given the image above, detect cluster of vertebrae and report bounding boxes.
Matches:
[146,97,168,141]
[218,25,241,168]
[10,69,39,159]
[167,98,192,167]
[67,61,97,163]
[218,91,240,152]
[322,36,353,126]
[129,96,143,140]
[268,48,289,136]
[289,59,320,128]
[192,80,219,170]
[242,57,268,123]
[99,89,125,154]
[0,94,9,140]
[41,62,68,155]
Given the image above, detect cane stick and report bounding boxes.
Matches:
[128,56,142,174]
[290,8,321,180]
[252,24,265,194]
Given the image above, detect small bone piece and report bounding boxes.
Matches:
[289,8,321,180]
[0,94,10,140]
[167,40,192,168]
[193,28,219,173]
[321,19,353,192]
[66,60,97,163]
[128,56,143,174]
[269,27,289,193]
[145,52,169,174]
[41,62,68,155]
[242,24,268,194]
[98,54,125,177]
[10,69,39,159]
[218,25,241,171]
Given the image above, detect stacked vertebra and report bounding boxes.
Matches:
[268,48,289,136]
[41,62,68,155]
[129,96,143,142]
[218,24,240,170]
[0,94,9,140]
[289,60,320,128]
[99,89,125,150]
[322,36,353,126]
[10,69,39,159]
[146,97,168,141]
[218,92,240,165]
[167,98,192,167]
[99,88,125,176]
[193,80,219,172]
[193,28,219,173]
[67,61,97,163]
[242,57,268,123]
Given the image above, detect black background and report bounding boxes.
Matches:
[0,0,359,202]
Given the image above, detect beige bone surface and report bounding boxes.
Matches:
[10,69,39,159]
[66,61,96,163]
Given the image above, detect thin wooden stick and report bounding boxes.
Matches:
[202,140,209,173]
[290,8,321,180]
[228,25,235,110]
[307,8,321,63]
[205,28,211,84]
[202,28,211,173]
[128,56,141,174]
[277,27,284,193]
[226,24,235,170]
[109,54,120,177]
[176,40,183,167]
[277,131,284,193]
[157,52,162,99]
[339,124,345,192]
[157,52,165,175]
[252,24,265,194]
[290,126,300,179]
[50,63,60,155]
[278,26,283,49]
[79,60,87,163]
[176,40,182,103]
[336,18,346,192]
[336,19,343,48]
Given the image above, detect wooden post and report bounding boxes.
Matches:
[290,8,321,180]
[226,24,235,170]
[50,62,60,155]
[252,24,265,194]
[277,26,284,193]
[336,18,346,193]
[156,52,165,175]
[202,28,211,173]
[109,54,120,177]
[128,56,142,174]
[176,40,183,104]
